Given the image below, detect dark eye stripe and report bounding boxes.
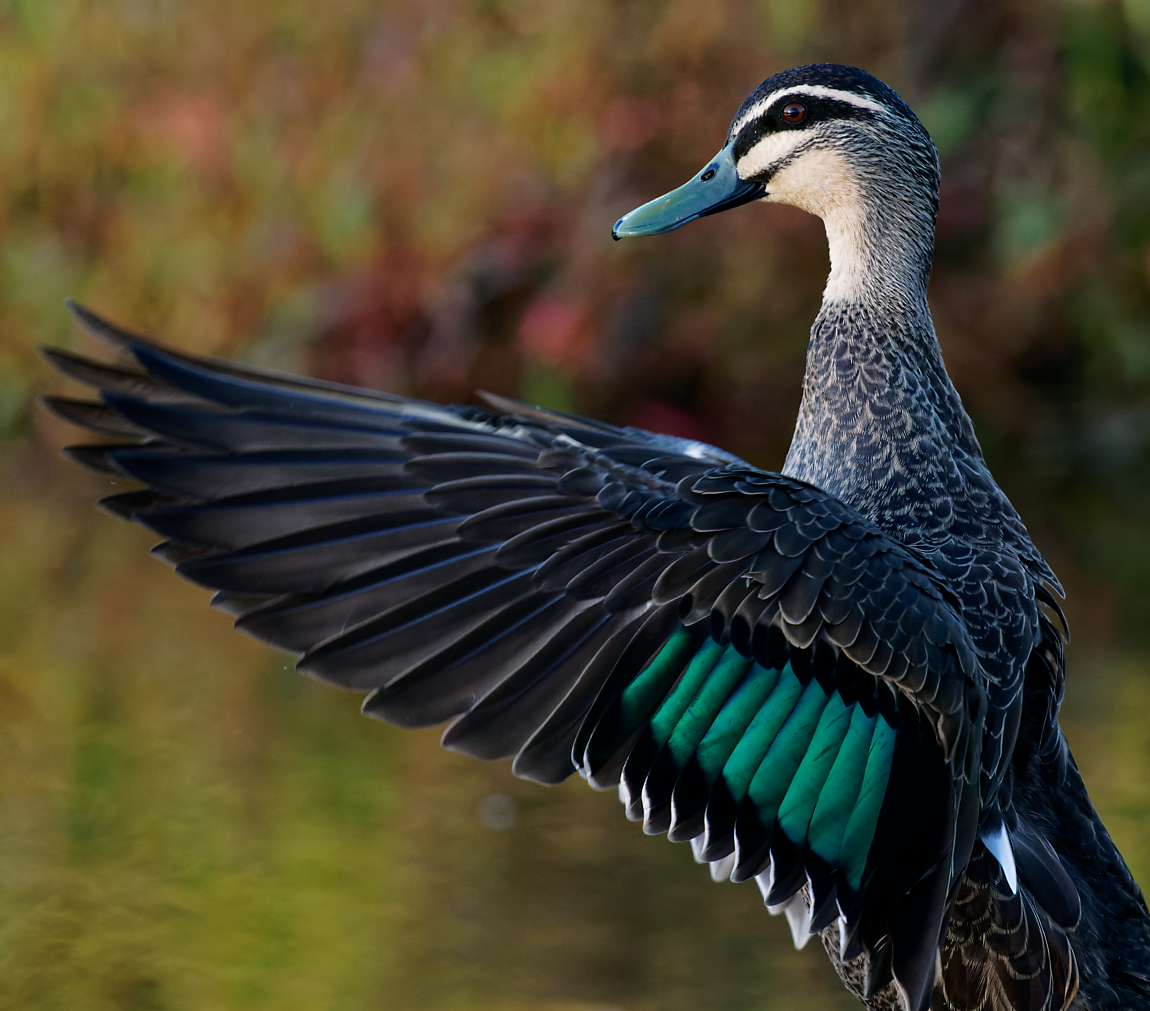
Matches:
[731,96,877,161]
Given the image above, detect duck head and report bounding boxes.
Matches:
[613,64,941,305]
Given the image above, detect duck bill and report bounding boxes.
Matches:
[612,145,765,239]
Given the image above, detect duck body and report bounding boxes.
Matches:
[45,64,1150,1010]
[795,261,1150,1011]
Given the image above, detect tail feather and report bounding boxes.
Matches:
[937,840,1079,1011]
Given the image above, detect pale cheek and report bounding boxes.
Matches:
[764,150,862,220]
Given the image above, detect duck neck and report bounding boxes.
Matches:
[818,174,935,308]
[781,267,982,541]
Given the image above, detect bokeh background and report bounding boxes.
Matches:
[3,1,1150,1008]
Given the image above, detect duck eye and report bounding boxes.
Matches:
[781,103,806,124]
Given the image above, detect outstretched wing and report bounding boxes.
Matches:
[45,302,989,1011]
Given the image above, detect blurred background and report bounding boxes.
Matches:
[3,0,1150,1008]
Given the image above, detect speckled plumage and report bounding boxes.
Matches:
[43,64,1150,1011]
[787,297,1049,790]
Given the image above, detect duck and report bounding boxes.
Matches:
[41,63,1150,1011]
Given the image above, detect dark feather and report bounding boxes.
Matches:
[495,510,614,567]
[62,443,128,475]
[458,495,590,542]
[41,346,178,400]
[691,497,753,532]
[565,537,658,600]
[138,490,431,550]
[408,451,542,482]
[424,473,560,513]
[532,524,635,592]
[177,515,460,594]
[99,489,170,518]
[107,447,410,500]
[440,605,615,759]
[106,394,406,452]
[371,591,571,726]
[235,543,499,652]
[41,395,147,437]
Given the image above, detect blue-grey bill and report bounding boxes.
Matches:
[612,145,766,239]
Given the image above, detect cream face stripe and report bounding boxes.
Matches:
[729,84,889,138]
[731,130,809,181]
